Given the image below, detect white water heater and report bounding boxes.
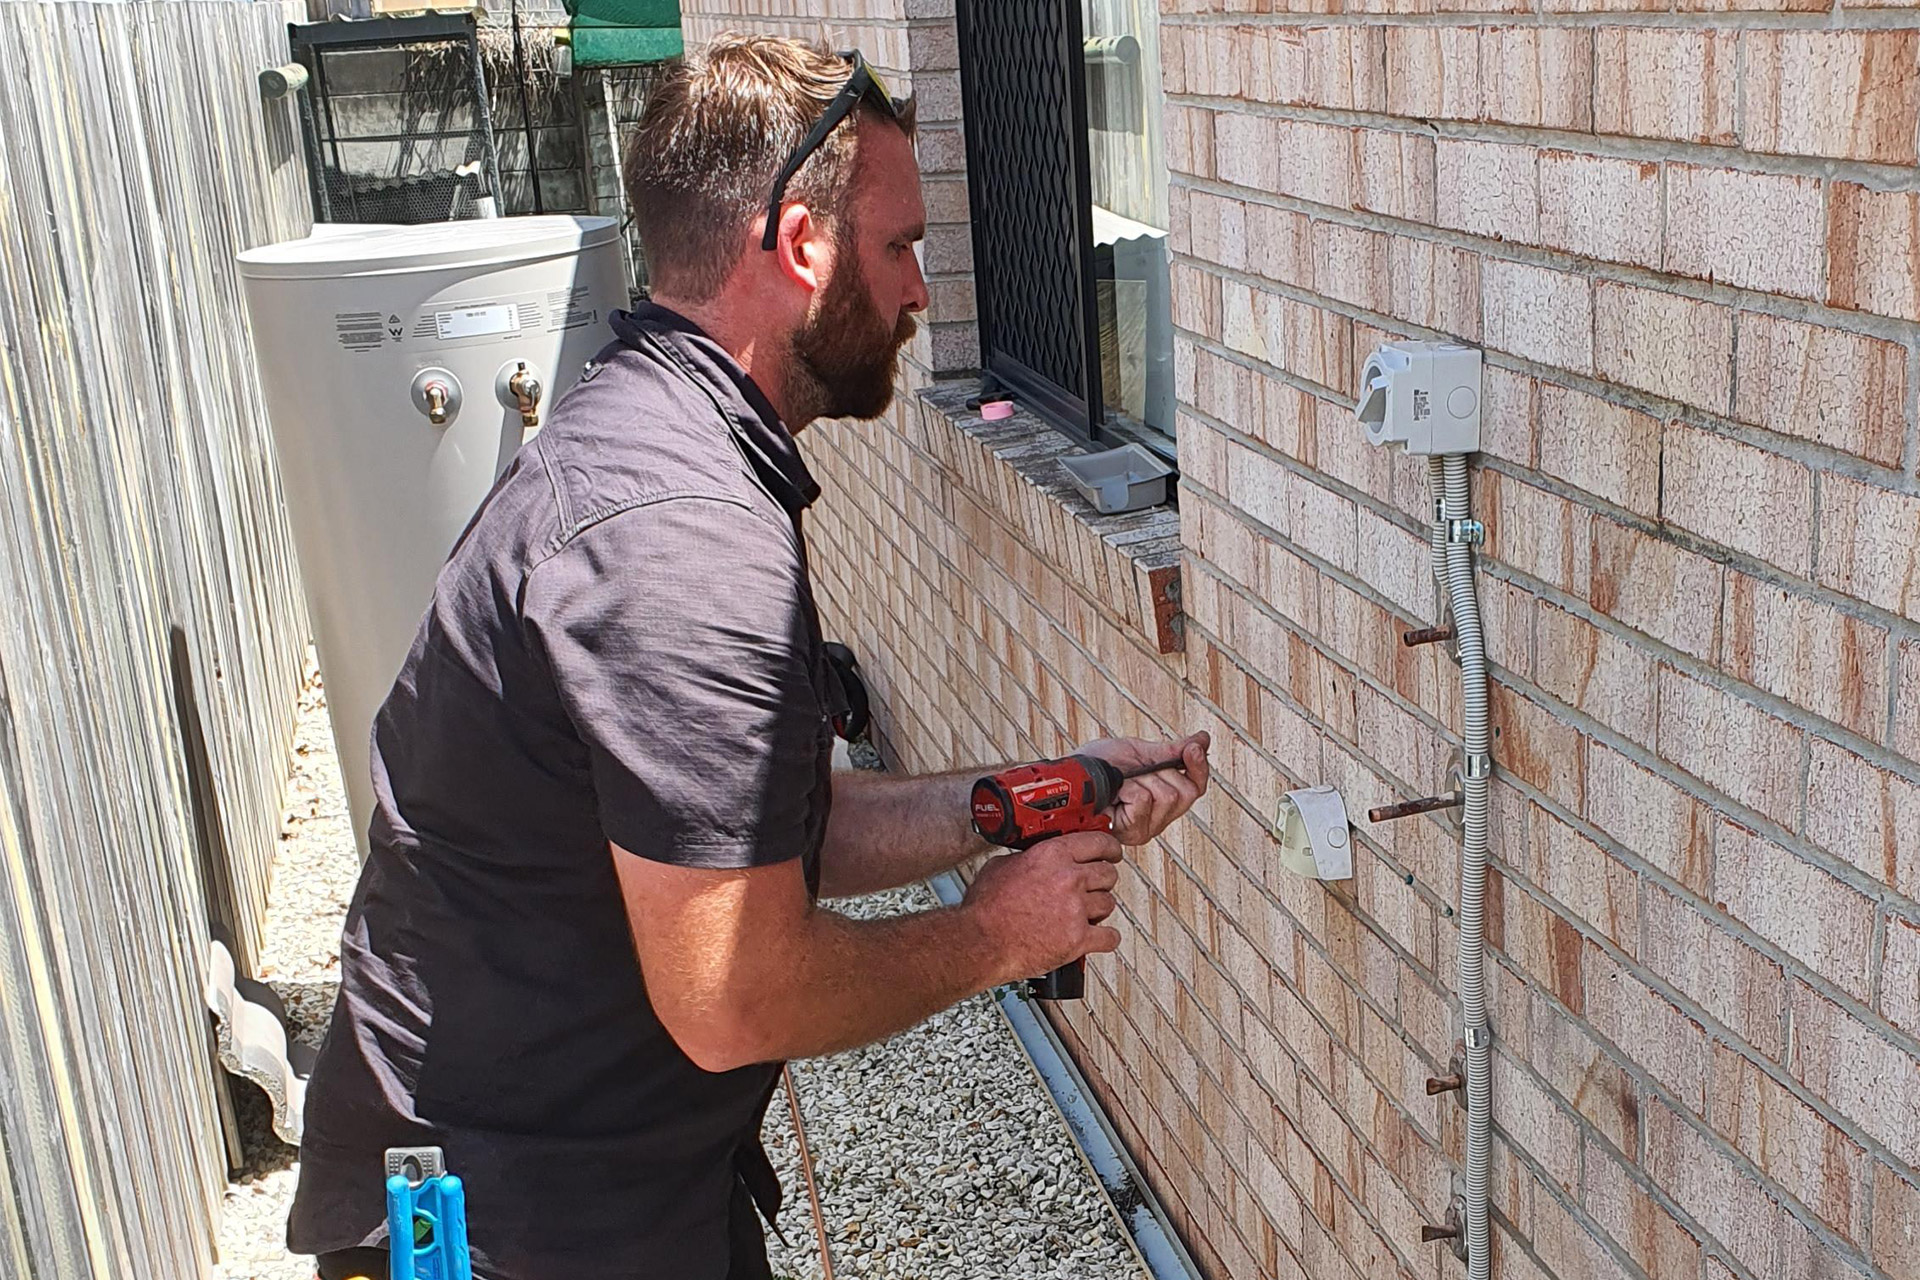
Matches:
[239,216,626,857]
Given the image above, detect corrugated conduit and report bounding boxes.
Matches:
[1430,454,1492,1280]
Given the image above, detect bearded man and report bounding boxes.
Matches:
[289,35,1211,1280]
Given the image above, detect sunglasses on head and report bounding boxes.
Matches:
[760,50,902,251]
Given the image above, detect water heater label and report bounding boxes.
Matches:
[435,303,520,341]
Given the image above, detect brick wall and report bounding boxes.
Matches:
[680,8,1920,1280]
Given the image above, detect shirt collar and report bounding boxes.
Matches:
[610,304,821,516]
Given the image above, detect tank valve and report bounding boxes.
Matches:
[508,362,542,429]
[410,367,461,426]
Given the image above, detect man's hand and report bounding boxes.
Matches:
[962,831,1123,982]
[1078,731,1212,847]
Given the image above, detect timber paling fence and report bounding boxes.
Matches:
[0,0,315,1275]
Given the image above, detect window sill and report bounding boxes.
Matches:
[917,382,1184,656]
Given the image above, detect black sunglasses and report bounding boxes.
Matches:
[760,51,902,251]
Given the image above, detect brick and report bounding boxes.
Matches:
[1536,385,1660,517]
[1721,573,1889,738]
[1537,151,1661,271]
[1743,31,1920,165]
[1881,914,1920,1043]
[1493,1051,1578,1191]
[1535,605,1657,748]
[1817,474,1920,624]
[1385,25,1480,120]
[1877,1163,1920,1280]
[1661,424,1812,576]
[1594,29,1738,145]
[1900,641,1920,762]
[1246,205,1315,290]
[1531,1174,1636,1280]
[1436,139,1537,244]
[1594,283,1732,413]
[1720,819,1876,997]
[1274,120,1356,210]
[1732,313,1908,468]
[1590,520,1724,661]
[1311,221,1390,313]
[1480,364,1535,467]
[1386,236,1481,338]
[1484,471,1592,598]
[1584,1138,1702,1280]
[1587,743,1712,895]
[1353,129,1435,222]
[1664,164,1825,299]
[1480,27,1593,129]
[1259,26,1387,112]
[1643,883,1786,1057]
[1355,508,1432,622]
[1805,739,1920,902]
[1491,682,1585,811]
[1643,1096,1802,1280]
[1525,803,1637,950]
[1531,995,1638,1151]
[1830,183,1920,323]
[1789,981,1920,1166]
[1482,260,1593,373]
[1711,1045,1868,1239]
[1655,666,1803,827]
[1584,941,1709,1109]
[1494,871,1587,1008]
[1215,113,1277,194]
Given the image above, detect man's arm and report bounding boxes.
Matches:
[815,767,984,898]
[612,830,1121,1072]
[817,732,1213,899]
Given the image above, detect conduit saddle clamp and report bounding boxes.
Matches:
[1447,518,1485,546]
[1463,752,1493,781]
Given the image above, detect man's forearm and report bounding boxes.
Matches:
[818,768,990,897]
[727,900,1008,1065]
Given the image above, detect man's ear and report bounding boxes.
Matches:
[770,202,827,295]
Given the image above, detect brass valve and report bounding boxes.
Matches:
[508,361,542,429]
[423,381,451,426]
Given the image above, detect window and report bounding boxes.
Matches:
[955,0,1176,459]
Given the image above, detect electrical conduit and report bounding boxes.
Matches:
[1431,454,1492,1279]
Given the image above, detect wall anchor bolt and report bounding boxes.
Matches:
[1421,1195,1469,1263]
[1403,624,1455,648]
[1447,518,1485,546]
[1426,1042,1468,1108]
[1368,791,1463,823]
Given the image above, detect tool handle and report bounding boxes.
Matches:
[1027,958,1085,1001]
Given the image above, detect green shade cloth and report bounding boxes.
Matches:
[563,0,681,67]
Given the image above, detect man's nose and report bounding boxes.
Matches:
[904,251,930,314]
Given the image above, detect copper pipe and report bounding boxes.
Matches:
[1368,791,1463,823]
[1402,624,1455,648]
[783,1064,837,1280]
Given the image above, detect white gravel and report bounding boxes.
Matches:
[217,662,1150,1280]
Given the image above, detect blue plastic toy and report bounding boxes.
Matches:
[385,1170,472,1280]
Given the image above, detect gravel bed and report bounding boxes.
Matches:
[217,666,1149,1280]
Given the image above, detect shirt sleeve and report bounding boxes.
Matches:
[522,496,828,868]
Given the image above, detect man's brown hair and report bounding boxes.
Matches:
[626,36,917,303]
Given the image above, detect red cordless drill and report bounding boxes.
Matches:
[970,753,1184,1000]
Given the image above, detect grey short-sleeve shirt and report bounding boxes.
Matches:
[288,305,841,1279]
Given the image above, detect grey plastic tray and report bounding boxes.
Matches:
[1059,443,1175,514]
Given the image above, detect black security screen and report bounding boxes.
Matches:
[955,0,1104,438]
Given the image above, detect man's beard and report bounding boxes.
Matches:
[790,247,918,423]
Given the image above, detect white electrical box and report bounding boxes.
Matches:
[238,216,626,857]
[1355,340,1482,455]
[1274,786,1354,881]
